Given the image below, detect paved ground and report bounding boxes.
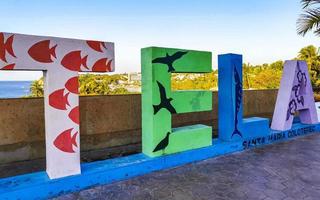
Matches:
[53,134,320,200]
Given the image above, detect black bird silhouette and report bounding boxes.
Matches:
[152,51,188,72]
[153,132,171,153]
[153,81,177,115]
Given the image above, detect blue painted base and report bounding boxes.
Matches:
[242,117,270,139]
[1,122,319,200]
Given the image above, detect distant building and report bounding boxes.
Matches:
[128,73,141,82]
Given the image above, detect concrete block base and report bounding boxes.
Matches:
[243,117,270,139]
[0,122,319,200]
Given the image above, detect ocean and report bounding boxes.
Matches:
[0,81,32,98]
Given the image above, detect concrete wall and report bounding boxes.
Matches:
[0,89,278,165]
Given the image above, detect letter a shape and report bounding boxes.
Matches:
[271,60,318,131]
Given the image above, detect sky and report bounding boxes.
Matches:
[0,0,318,80]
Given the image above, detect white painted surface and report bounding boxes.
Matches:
[0,32,114,179]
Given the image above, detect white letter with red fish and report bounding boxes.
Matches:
[0,32,114,179]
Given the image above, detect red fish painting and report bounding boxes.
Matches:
[1,63,15,70]
[86,40,107,52]
[69,106,79,124]
[0,33,16,62]
[53,128,78,153]
[92,58,112,72]
[65,76,79,94]
[28,40,57,63]
[61,51,88,71]
[49,89,70,110]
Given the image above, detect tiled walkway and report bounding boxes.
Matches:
[54,134,320,200]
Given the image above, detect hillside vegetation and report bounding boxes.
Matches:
[29,45,320,97]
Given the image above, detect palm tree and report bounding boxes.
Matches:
[297,45,320,86]
[30,78,44,97]
[297,0,320,36]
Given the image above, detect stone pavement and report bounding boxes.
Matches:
[53,133,320,200]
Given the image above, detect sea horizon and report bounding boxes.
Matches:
[0,81,32,98]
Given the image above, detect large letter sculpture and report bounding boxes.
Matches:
[271,60,318,131]
[142,47,212,157]
[0,32,114,179]
[218,54,269,141]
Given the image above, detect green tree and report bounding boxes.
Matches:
[28,74,131,97]
[297,45,320,86]
[29,78,44,97]
[269,60,284,71]
[243,63,253,89]
[297,0,320,36]
[251,68,282,89]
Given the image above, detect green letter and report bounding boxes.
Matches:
[142,47,212,157]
